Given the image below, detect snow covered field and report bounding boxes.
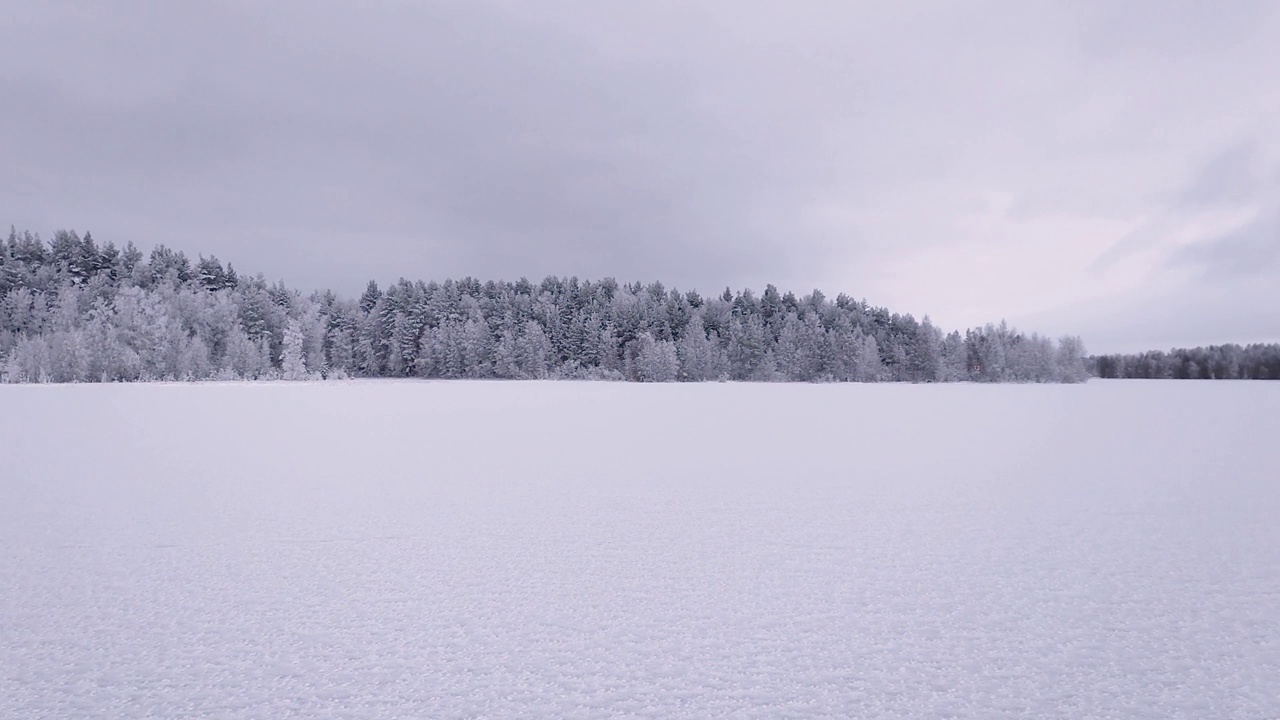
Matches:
[2,380,1278,719]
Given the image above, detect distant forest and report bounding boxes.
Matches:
[2,227,1093,384]
[1089,345,1280,380]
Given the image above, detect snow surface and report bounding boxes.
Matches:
[1,380,1278,719]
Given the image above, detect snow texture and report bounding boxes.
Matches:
[1,380,1278,719]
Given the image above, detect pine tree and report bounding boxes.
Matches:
[726,314,770,380]
[461,319,493,378]
[492,328,521,379]
[822,314,859,382]
[676,315,729,381]
[515,320,552,379]
[909,317,943,382]
[940,330,967,382]
[853,331,883,382]
[197,255,229,291]
[629,332,679,382]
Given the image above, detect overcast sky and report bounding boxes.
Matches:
[3,1,1278,353]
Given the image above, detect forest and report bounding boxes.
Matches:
[0,227,1092,384]
[1089,345,1280,380]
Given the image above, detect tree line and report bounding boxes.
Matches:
[1089,345,1280,380]
[0,227,1090,384]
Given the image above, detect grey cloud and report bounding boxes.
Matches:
[1089,222,1169,275]
[1016,273,1280,355]
[1090,138,1278,273]
[1074,0,1273,57]
[1168,206,1280,281]
[1174,139,1272,208]
[3,0,1279,350]
[3,1,841,292]
[1072,136,1280,349]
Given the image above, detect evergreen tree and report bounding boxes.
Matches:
[852,331,884,382]
[492,328,521,379]
[727,314,771,381]
[908,317,943,382]
[822,314,860,382]
[515,320,553,379]
[676,316,729,381]
[461,319,494,378]
[629,332,679,382]
[940,330,967,382]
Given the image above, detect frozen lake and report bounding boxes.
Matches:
[2,380,1278,718]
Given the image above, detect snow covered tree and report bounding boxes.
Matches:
[492,328,521,379]
[908,317,943,382]
[175,334,213,380]
[281,318,309,380]
[676,315,729,381]
[939,330,967,382]
[1006,333,1055,382]
[3,335,51,382]
[461,319,493,378]
[1055,335,1088,383]
[629,332,679,382]
[223,327,271,379]
[84,297,140,381]
[515,320,553,379]
[726,314,771,381]
[774,312,825,381]
[852,331,884,382]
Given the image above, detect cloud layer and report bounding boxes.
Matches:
[3,1,1278,351]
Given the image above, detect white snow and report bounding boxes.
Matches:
[1,380,1278,719]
